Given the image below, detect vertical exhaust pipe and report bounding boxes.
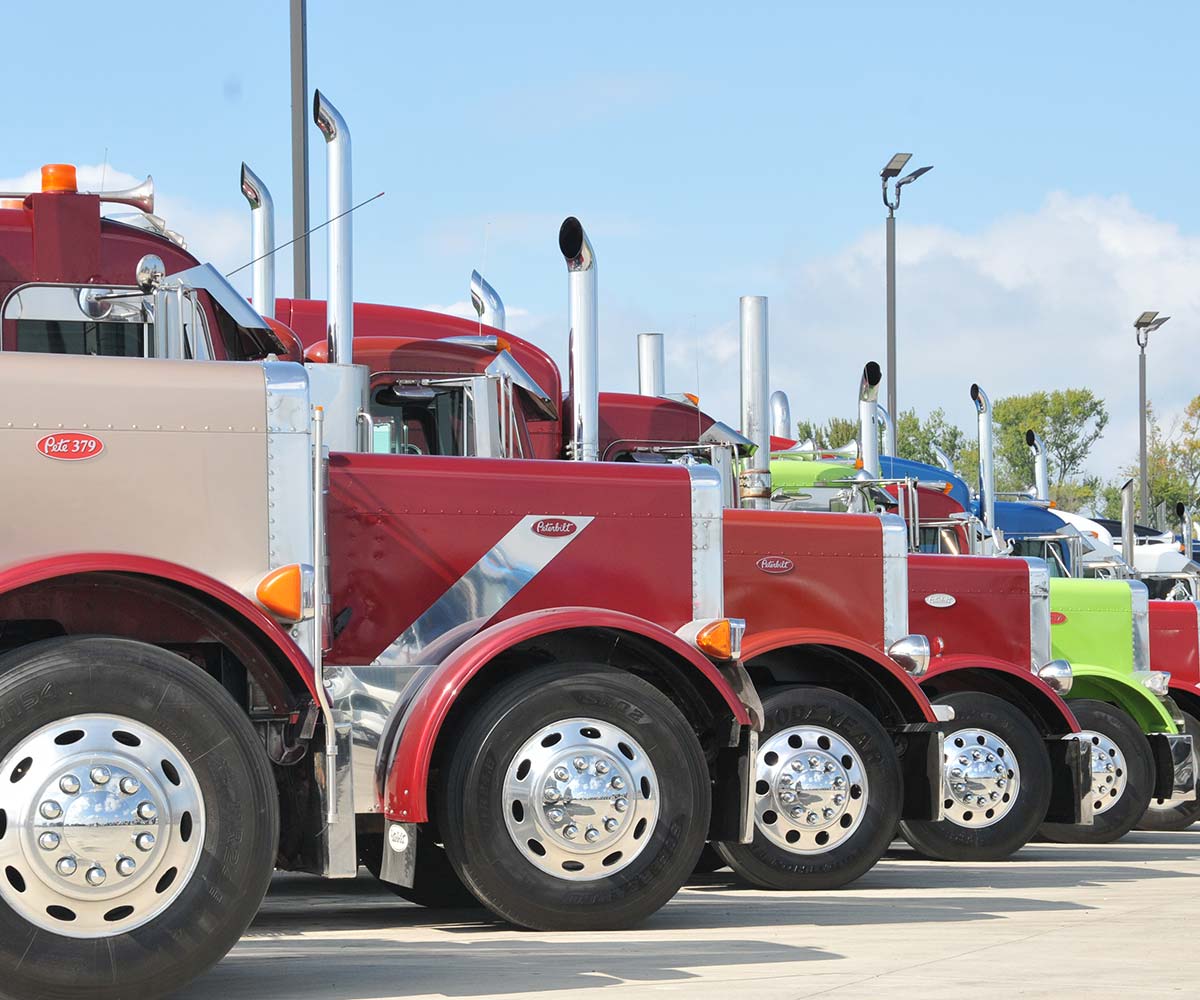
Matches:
[1121,479,1136,565]
[739,296,771,509]
[971,384,996,533]
[1026,429,1050,501]
[769,390,792,440]
[559,217,598,462]
[313,90,353,365]
[876,402,896,457]
[469,270,506,330]
[239,163,275,319]
[858,362,882,477]
[637,333,665,396]
[932,443,955,475]
[1177,501,1193,559]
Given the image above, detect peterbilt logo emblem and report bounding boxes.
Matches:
[924,593,956,608]
[532,518,578,538]
[36,432,104,461]
[756,556,794,574]
[1051,612,1068,625]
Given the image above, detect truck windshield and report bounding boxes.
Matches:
[369,383,465,456]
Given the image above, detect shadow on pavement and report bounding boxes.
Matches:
[177,935,834,1000]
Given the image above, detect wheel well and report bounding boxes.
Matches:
[432,626,736,780]
[0,571,308,716]
[745,644,922,729]
[1170,687,1200,724]
[922,668,1071,736]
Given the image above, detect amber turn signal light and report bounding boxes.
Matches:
[255,563,314,622]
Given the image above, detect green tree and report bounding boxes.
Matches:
[894,407,968,468]
[794,416,857,450]
[1102,400,1200,521]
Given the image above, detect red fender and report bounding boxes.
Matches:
[0,553,317,700]
[1170,679,1200,703]
[384,606,753,823]
[921,652,1080,732]
[741,628,937,724]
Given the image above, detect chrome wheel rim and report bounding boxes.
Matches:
[503,717,658,881]
[0,714,206,937]
[941,727,1020,828]
[1073,729,1128,816]
[754,725,868,853]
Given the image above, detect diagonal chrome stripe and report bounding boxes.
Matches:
[373,514,594,666]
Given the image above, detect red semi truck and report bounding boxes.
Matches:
[0,95,948,998]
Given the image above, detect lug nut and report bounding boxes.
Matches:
[614,797,628,813]
[791,759,805,772]
[958,756,968,765]
[59,775,80,795]
[990,791,1000,801]
[56,856,77,877]
[994,764,1005,775]
[986,753,996,763]
[823,807,835,819]
[976,796,986,806]
[136,802,157,822]
[584,827,600,843]
[119,777,140,795]
[997,779,1007,789]
[595,761,610,775]
[1106,763,1115,773]
[779,773,794,786]
[85,866,107,887]
[543,786,560,803]
[39,801,62,820]
[950,768,963,778]
[833,794,845,806]
[824,762,835,773]
[833,776,845,788]
[972,750,982,761]
[38,831,60,850]
[806,812,820,825]
[553,767,569,781]
[779,790,797,804]
[808,757,820,768]
[116,856,137,877]
[90,766,111,786]
[547,807,565,824]
[790,806,805,819]
[135,833,156,852]
[611,776,625,791]
[573,757,588,772]
[604,818,619,832]
[563,824,578,840]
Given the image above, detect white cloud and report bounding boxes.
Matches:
[746,192,1200,481]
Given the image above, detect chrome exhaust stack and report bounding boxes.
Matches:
[637,333,665,396]
[559,217,598,461]
[932,444,956,475]
[859,362,882,477]
[1026,429,1050,502]
[1121,478,1136,564]
[1178,501,1193,560]
[739,296,771,509]
[314,90,353,365]
[770,390,792,440]
[239,163,275,319]
[876,402,896,457]
[470,270,506,331]
[971,383,996,534]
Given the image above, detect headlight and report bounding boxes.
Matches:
[1141,670,1171,697]
[888,634,931,677]
[1036,659,1073,696]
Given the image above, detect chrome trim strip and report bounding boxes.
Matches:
[688,464,725,619]
[1022,556,1052,672]
[374,514,594,667]
[880,513,909,647]
[1129,579,1151,674]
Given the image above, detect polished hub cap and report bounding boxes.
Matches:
[0,715,205,937]
[754,726,868,853]
[504,717,658,881]
[1072,729,1128,815]
[941,728,1020,828]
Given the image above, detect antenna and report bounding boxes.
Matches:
[225,190,384,279]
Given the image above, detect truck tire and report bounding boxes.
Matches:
[360,828,480,908]
[1138,709,1200,832]
[899,691,1051,861]
[713,686,901,890]
[0,636,278,1000]
[436,662,710,930]
[1040,699,1154,844]
[691,843,727,874]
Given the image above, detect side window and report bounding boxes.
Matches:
[5,285,152,357]
[369,383,466,456]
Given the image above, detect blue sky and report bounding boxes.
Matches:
[7,1,1200,480]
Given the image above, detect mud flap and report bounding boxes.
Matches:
[1148,733,1196,803]
[1043,736,1094,824]
[893,723,943,821]
[709,725,758,844]
[378,821,418,887]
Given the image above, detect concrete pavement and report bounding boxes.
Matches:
[177,831,1200,999]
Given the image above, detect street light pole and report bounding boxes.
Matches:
[880,154,932,425]
[1134,311,1170,520]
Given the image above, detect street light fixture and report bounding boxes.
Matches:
[1135,310,1170,518]
[880,153,933,428]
